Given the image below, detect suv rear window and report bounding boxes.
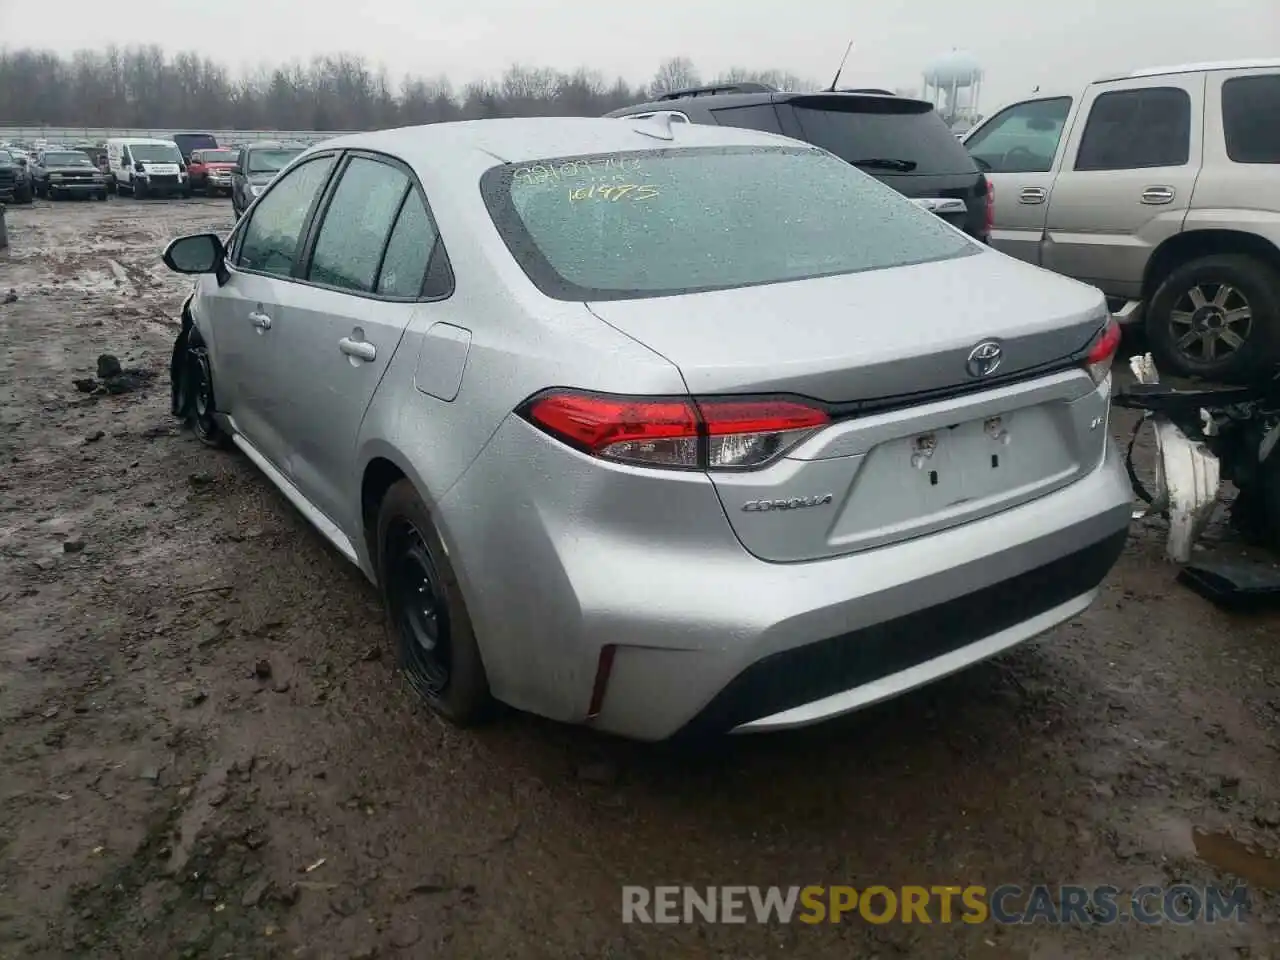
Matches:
[1222,74,1280,164]
[782,95,977,176]
[481,145,977,302]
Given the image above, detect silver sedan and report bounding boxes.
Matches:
[162,116,1132,741]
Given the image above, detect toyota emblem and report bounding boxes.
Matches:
[966,340,1003,378]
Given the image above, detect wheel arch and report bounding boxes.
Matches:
[1143,228,1280,297]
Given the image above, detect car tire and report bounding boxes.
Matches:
[97,191,108,202]
[376,480,493,726]
[16,187,32,204]
[1146,254,1280,382]
[185,349,232,449]
[134,180,147,200]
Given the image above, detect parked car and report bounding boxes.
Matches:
[106,137,191,199]
[161,117,1131,741]
[230,141,305,218]
[30,148,108,200]
[963,58,1280,381]
[188,148,239,196]
[172,133,219,164]
[0,148,34,203]
[606,83,993,242]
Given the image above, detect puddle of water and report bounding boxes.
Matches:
[1193,827,1280,889]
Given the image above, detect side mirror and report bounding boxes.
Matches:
[163,234,224,275]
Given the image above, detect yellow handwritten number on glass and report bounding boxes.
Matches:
[568,183,660,203]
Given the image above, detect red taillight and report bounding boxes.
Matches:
[521,391,830,470]
[983,177,995,237]
[1084,317,1122,384]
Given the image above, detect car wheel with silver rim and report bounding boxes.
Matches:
[1147,253,1280,381]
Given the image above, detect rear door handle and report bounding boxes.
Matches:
[248,310,272,330]
[1141,185,1175,205]
[1018,186,1047,205]
[339,337,376,362]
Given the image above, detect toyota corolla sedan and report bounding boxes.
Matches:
[162,116,1132,741]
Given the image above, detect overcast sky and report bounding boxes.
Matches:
[1,0,1276,110]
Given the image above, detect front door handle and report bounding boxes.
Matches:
[248,310,272,331]
[1018,186,1047,205]
[339,337,376,362]
[1141,185,1175,205]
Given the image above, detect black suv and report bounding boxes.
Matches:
[606,84,991,242]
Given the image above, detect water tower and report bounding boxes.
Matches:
[923,50,983,130]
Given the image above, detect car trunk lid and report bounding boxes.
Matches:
[586,251,1112,562]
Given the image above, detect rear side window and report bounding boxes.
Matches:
[710,103,783,135]
[376,190,447,298]
[309,156,410,293]
[482,145,976,302]
[964,97,1072,173]
[1074,87,1191,171]
[783,96,977,175]
[1222,74,1280,164]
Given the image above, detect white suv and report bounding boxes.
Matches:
[965,59,1280,382]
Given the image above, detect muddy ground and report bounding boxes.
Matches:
[2,197,1280,960]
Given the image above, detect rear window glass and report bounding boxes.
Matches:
[200,150,238,163]
[784,97,977,176]
[1222,74,1280,164]
[481,145,977,302]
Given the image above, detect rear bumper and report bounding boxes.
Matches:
[437,413,1134,741]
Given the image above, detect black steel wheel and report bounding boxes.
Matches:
[385,519,452,696]
[376,480,491,724]
[188,350,231,449]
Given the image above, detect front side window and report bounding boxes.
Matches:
[483,145,977,302]
[308,157,410,293]
[1222,73,1280,164]
[249,148,303,174]
[965,97,1073,173]
[1074,87,1191,171]
[237,155,336,278]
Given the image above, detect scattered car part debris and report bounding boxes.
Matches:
[72,353,158,397]
[1114,352,1280,564]
[1177,559,1280,611]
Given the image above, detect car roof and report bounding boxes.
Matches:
[311,116,798,171]
[605,89,929,118]
[1100,57,1280,82]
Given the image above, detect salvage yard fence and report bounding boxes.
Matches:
[0,126,358,145]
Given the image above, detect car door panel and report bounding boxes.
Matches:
[1041,76,1204,298]
[963,96,1075,264]
[268,288,417,530]
[278,153,432,529]
[201,152,339,472]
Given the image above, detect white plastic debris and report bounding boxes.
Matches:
[1128,353,1222,563]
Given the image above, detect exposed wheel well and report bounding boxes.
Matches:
[361,457,407,562]
[1143,230,1280,297]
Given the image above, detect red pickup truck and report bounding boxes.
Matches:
[187,148,239,196]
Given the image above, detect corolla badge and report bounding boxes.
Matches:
[742,494,834,512]
[966,340,1004,378]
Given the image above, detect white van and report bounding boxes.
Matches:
[106,137,191,199]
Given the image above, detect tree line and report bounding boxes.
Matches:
[0,47,816,130]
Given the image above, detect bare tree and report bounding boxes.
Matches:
[648,57,700,97]
[0,45,809,130]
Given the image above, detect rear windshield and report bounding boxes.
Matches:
[481,145,977,302]
[784,96,977,176]
[199,150,238,163]
[249,148,303,173]
[44,152,93,166]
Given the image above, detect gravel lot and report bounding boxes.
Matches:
[2,197,1280,959]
